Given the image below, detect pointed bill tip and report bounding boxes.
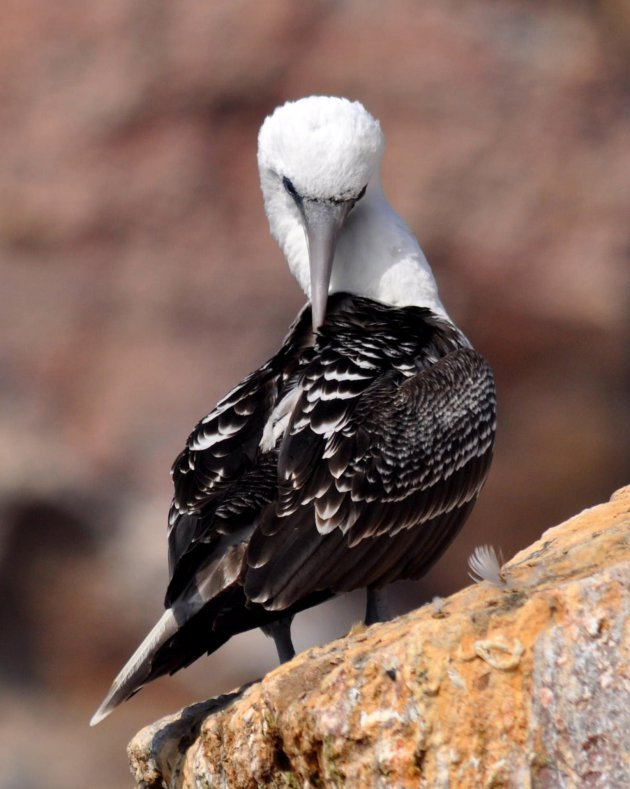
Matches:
[89,678,124,727]
[89,703,113,727]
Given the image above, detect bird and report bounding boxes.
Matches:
[90,95,496,726]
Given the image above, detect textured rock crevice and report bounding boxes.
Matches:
[129,485,630,788]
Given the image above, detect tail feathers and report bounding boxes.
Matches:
[90,608,178,726]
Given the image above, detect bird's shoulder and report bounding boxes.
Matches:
[318,292,465,361]
[281,293,472,448]
[276,293,496,540]
[170,306,312,500]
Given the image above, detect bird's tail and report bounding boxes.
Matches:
[90,608,178,726]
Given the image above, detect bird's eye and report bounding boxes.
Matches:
[356,185,367,201]
[282,176,300,200]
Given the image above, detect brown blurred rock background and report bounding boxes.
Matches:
[0,2,628,787]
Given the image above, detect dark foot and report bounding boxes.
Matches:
[262,616,296,663]
[364,587,391,626]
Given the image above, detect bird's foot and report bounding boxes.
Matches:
[364,587,391,626]
[261,616,296,663]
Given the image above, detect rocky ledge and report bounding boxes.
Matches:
[128,485,630,788]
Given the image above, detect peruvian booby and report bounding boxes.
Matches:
[91,96,496,726]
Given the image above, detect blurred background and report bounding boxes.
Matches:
[1,1,628,786]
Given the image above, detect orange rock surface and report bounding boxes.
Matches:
[128,485,630,787]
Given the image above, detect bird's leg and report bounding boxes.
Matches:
[364,587,391,626]
[261,616,296,663]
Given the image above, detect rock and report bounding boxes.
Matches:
[128,485,630,788]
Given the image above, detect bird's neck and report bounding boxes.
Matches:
[277,180,449,321]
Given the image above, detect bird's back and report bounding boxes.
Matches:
[167,292,495,632]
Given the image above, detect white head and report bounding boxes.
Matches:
[258,96,384,203]
[257,96,447,329]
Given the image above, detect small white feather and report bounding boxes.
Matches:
[467,545,509,588]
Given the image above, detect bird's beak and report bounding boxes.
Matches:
[303,200,353,332]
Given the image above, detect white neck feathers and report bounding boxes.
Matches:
[265,178,449,320]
